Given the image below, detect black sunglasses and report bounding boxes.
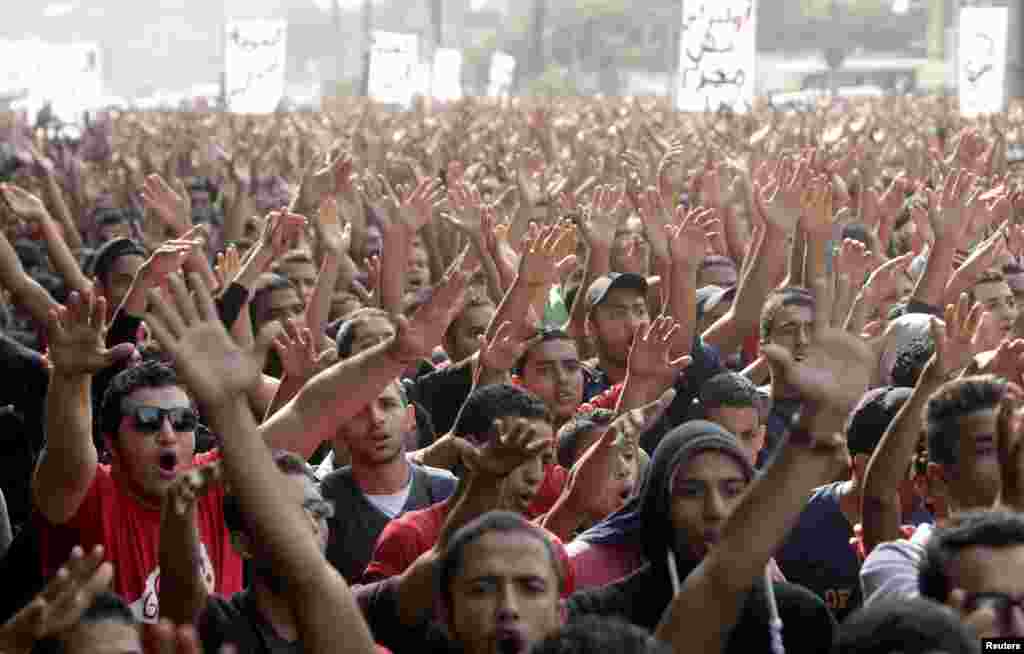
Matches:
[126,405,198,433]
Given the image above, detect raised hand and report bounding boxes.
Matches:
[566,388,676,509]
[578,184,625,252]
[861,251,915,309]
[835,238,873,284]
[388,250,473,365]
[800,175,834,236]
[926,168,974,244]
[457,416,553,479]
[46,290,135,375]
[143,273,280,409]
[139,242,194,288]
[166,460,225,517]
[0,545,113,654]
[753,157,806,234]
[667,206,712,266]
[0,183,49,223]
[142,174,191,234]
[259,210,307,260]
[273,318,338,381]
[516,222,575,288]
[625,315,692,384]
[445,181,486,238]
[927,295,985,380]
[313,195,350,256]
[761,277,873,414]
[477,320,539,373]
[214,245,242,290]
[636,186,672,260]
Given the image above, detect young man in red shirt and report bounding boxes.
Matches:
[33,290,243,622]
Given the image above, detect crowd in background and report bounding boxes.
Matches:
[0,94,1022,653]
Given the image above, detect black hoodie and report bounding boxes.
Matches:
[565,420,837,653]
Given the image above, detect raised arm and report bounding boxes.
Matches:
[259,253,473,457]
[861,299,981,555]
[158,461,224,626]
[0,219,60,326]
[143,272,377,654]
[33,291,133,524]
[702,162,797,354]
[0,183,90,294]
[656,277,871,653]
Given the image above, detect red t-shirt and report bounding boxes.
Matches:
[37,450,243,623]
[363,499,577,597]
[527,464,568,518]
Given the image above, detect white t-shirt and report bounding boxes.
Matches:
[860,522,934,605]
[365,482,413,518]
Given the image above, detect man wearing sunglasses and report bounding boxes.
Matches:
[32,290,243,623]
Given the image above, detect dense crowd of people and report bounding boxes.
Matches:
[0,93,1023,653]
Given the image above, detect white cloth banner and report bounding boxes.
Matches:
[676,0,757,113]
[225,19,287,114]
[0,40,103,124]
[958,7,1009,117]
[432,48,463,102]
[369,31,420,107]
[487,51,516,99]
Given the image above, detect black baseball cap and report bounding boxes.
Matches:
[585,272,648,313]
[696,285,736,321]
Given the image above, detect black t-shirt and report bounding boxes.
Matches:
[405,363,474,437]
[199,589,301,654]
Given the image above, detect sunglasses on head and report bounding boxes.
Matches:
[126,405,198,433]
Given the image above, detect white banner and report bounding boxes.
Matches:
[225,19,287,114]
[369,31,420,107]
[487,51,516,99]
[958,7,1009,117]
[432,48,463,102]
[676,0,757,113]
[0,40,104,124]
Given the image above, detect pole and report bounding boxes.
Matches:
[361,0,372,97]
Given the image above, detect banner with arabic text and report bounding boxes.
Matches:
[369,31,420,108]
[225,19,287,114]
[676,0,757,113]
[958,6,1008,117]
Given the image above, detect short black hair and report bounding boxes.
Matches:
[840,223,872,249]
[32,592,136,654]
[514,327,574,375]
[699,372,763,419]
[835,596,978,654]
[99,360,186,440]
[453,383,550,445]
[531,616,669,654]
[250,273,301,330]
[919,510,1024,603]
[443,295,495,352]
[889,336,934,388]
[223,450,316,536]
[925,375,1006,466]
[557,408,614,468]
[90,237,146,288]
[334,307,392,359]
[438,511,564,613]
[844,387,913,457]
[759,286,814,343]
